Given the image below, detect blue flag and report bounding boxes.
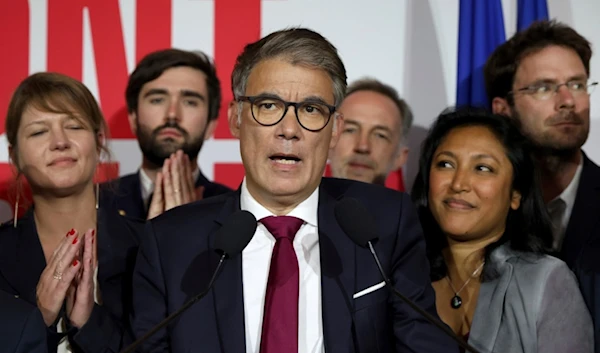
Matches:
[517,0,549,31]
[456,0,506,108]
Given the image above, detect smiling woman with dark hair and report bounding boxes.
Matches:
[411,107,593,353]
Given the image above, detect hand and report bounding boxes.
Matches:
[147,150,198,219]
[66,229,96,329]
[36,230,84,326]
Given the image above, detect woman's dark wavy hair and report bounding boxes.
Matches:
[411,107,553,281]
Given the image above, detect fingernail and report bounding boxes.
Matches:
[72,237,78,244]
[67,228,75,236]
[91,229,95,236]
[72,259,78,266]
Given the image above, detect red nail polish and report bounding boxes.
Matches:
[72,237,78,244]
[91,230,95,236]
[68,229,75,236]
[72,259,78,266]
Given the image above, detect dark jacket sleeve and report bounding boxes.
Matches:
[130,221,170,353]
[575,265,600,353]
[69,303,132,353]
[390,193,459,352]
[0,290,48,353]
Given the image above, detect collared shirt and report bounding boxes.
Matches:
[547,160,583,251]
[139,167,201,211]
[240,178,324,353]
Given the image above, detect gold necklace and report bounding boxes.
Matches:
[445,262,484,309]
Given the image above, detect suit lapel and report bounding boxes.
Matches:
[211,191,247,353]
[318,184,357,353]
[561,154,600,267]
[95,206,135,310]
[469,246,514,352]
[0,210,46,305]
[113,172,145,220]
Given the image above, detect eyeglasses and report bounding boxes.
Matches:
[237,95,336,132]
[508,80,598,101]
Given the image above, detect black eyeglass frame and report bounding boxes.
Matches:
[237,95,337,132]
[507,81,598,99]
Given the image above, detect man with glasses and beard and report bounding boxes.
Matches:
[110,49,231,220]
[485,20,600,352]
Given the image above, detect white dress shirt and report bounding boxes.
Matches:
[240,178,324,353]
[547,160,583,251]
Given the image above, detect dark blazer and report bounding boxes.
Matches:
[559,153,600,268]
[0,289,47,353]
[561,153,600,353]
[131,177,459,353]
[576,244,600,353]
[105,170,232,220]
[0,204,144,353]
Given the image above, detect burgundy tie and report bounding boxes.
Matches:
[259,216,304,353]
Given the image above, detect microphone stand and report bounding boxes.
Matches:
[120,254,227,353]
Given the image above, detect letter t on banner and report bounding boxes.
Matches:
[455,0,506,108]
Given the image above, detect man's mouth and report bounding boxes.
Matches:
[269,154,301,164]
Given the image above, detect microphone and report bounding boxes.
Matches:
[121,210,257,353]
[334,198,481,353]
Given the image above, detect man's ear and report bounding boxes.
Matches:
[492,97,513,117]
[203,119,218,141]
[128,111,138,136]
[392,146,409,171]
[228,101,241,139]
[329,113,344,149]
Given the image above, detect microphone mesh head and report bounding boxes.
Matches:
[334,198,378,247]
[214,210,257,257]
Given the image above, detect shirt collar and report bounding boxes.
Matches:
[549,158,583,209]
[240,178,319,227]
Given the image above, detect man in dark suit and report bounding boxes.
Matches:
[485,20,600,352]
[0,289,47,353]
[131,28,458,352]
[109,49,231,220]
[485,20,599,267]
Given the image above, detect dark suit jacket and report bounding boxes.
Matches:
[0,204,144,353]
[131,177,458,353]
[559,153,600,268]
[564,153,600,353]
[104,170,232,220]
[0,289,47,353]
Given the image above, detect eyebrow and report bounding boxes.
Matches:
[529,74,588,85]
[23,115,78,129]
[143,88,205,101]
[254,92,331,105]
[181,90,206,101]
[435,151,500,163]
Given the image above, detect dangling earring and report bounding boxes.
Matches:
[95,183,99,210]
[13,192,19,228]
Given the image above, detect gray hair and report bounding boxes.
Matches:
[231,28,347,107]
[346,77,413,140]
